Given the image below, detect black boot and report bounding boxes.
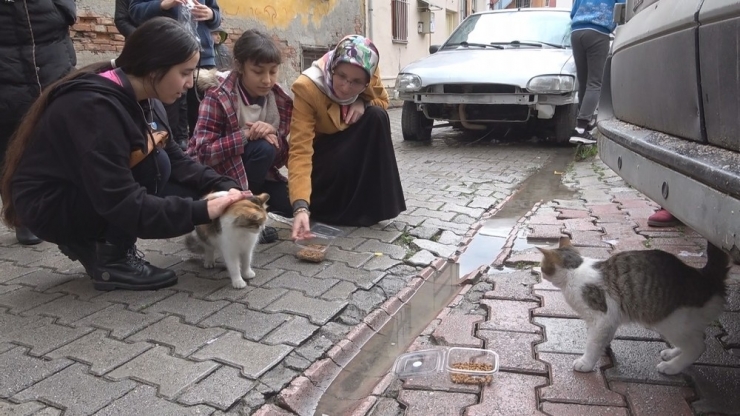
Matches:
[58,240,97,277]
[16,226,42,245]
[93,242,177,291]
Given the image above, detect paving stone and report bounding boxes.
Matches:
[6,269,77,292]
[265,290,347,325]
[0,261,35,284]
[321,281,358,301]
[318,263,385,291]
[539,352,624,406]
[610,381,694,416]
[191,331,292,379]
[96,384,214,415]
[412,239,456,258]
[0,310,45,335]
[347,228,403,243]
[465,371,548,416]
[178,366,254,411]
[505,250,543,265]
[32,407,63,416]
[0,347,72,399]
[325,248,375,268]
[422,218,472,234]
[252,404,296,416]
[431,311,483,348]
[719,311,740,347]
[263,255,327,277]
[238,287,288,309]
[409,226,441,240]
[13,363,136,415]
[614,324,662,341]
[73,304,165,339]
[46,329,151,375]
[275,376,323,416]
[398,390,478,416]
[44,279,107,301]
[108,345,217,399]
[468,196,499,210]
[263,316,319,346]
[362,254,402,271]
[527,225,564,241]
[685,365,740,415]
[0,286,63,313]
[480,299,540,333]
[126,316,225,357]
[437,230,462,246]
[566,231,611,248]
[557,209,591,220]
[695,326,740,366]
[200,303,288,341]
[262,271,338,297]
[605,340,686,386]
[532,290,578,318]
[23,295,110,324]
[2,317,93,356]
[171,273,230,298]
[356,240,408,261]
[534,317,587,354]
[478,330,546,374]
[239,267,283,288]
[540,403,628,416]
[142,292,228,324]
[259,363,298,392]
[483,270,539,302]
[0,400,45,416]
[407,250,438,267]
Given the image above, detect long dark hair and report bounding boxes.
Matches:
[232,29,283,70]
[1,17,200,228]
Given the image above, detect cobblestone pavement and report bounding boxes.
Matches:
[1,109,738,415]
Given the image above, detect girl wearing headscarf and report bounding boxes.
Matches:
[288,35,406,239]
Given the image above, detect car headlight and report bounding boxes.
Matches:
[395,74,422,92]
[527,75,575,93]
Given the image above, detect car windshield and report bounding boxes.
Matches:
[443,11,572,49]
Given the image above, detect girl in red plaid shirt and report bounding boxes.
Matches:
[188,30,293,242]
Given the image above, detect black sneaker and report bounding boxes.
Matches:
[586,118,597,132]
[569,129,597,145]
[259,226,278,244]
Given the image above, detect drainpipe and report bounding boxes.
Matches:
[367,0,373,40]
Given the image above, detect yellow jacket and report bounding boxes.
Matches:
[287,67,390,205]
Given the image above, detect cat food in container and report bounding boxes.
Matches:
[294,223,342,262]
[393,347,498,385]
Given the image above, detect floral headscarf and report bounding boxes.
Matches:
[303,35,380,105]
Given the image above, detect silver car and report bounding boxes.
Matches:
[395,8,577,143]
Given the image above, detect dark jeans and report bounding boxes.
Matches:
[241,139,292,217]
[571,29,611,124]
[106,150,199,246]
[164,95,189,145]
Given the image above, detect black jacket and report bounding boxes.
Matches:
[11,72,239,243]
[114,0,137,38]
[0,0,77,128]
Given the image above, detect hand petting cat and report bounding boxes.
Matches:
[205,188,248,219]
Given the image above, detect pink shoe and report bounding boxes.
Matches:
[647,209,681,227]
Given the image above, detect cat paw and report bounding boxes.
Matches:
[660,348,681,361]
[573,357,596,372]
[245,269,256,279]
[203,260,215,269]
[656,361,684,375]
[231,278,247,289]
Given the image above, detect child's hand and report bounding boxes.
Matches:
[245,121,276,140]
[264,133,280,149]
[190,0,214,21]
[161,0,186,11]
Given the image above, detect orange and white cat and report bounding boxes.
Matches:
[186,192,269,289]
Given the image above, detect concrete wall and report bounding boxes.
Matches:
[369,0,463,89]
[74,0,364,86]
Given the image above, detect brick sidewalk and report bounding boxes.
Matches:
[366,157,740,416]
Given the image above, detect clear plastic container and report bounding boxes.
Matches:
[393,347,498,385]
[294,223,342,261]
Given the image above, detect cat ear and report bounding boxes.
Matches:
[255,193,270,205]
[558,236,572,248]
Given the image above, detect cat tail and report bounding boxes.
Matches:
[185,232,205,254]
[701,242,731,282]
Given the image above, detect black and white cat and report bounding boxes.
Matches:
[538,237,730,375]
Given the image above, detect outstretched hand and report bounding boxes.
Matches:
[206,189,249,219]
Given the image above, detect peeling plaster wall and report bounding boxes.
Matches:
[74,0,364,85]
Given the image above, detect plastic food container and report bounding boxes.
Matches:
[393,347,499,385]
[294,223,342,262]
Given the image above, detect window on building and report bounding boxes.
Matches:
[392,0,409,42]
[459,0,467,23]
[516,0,531,7]
[301,46,330,71]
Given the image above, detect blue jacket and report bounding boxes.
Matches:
[570,0,625,35]
[129,0,221,68]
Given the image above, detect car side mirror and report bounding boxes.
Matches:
[429,44,440,54]
[613,3,626,25]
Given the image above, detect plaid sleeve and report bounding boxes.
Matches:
[191,92,245,168]
[271,89,293,169]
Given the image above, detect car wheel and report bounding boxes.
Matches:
[401,101,433,141]
[551,103,578,144]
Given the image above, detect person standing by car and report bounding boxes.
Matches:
[0,0,77,245]
[569,0,624,144]
[288,35,406,240]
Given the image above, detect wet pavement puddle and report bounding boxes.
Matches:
[314,147,576,415]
